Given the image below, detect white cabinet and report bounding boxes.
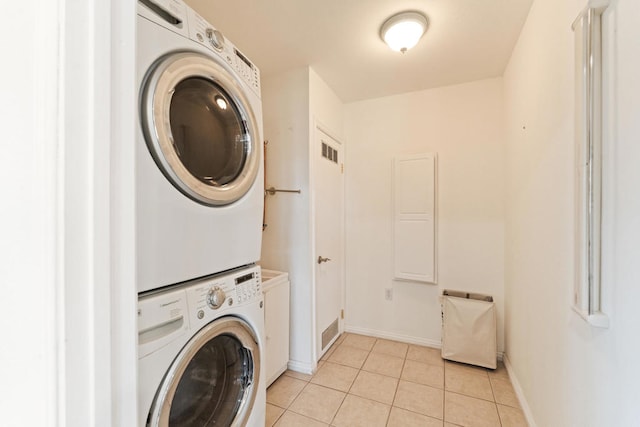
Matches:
[262,269,290,386]
[393,153,437,284]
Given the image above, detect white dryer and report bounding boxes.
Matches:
[138,265,265,427]
[136,0,264,293]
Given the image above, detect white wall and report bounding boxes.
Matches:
[344,79,505,351]
[261,67,345,370]
[261,68,314,371]
[0,1,137,426]
[504,0,640,425]
[309,68,344,136]
[1,2,60,425]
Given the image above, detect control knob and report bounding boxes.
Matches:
[205,28,225,51]
[207,286,226,309]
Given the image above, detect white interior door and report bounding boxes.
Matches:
[314,128,345,358]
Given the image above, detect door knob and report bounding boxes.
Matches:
[317,256,331,264]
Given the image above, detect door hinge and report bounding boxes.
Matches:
[341,163,344,174]
[341,309,344,319]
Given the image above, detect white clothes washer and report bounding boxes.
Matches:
[136,0,264,293]
[138,265,265,427]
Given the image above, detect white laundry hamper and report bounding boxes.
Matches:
[441,290,497,369]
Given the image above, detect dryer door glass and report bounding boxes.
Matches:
[169,77,247,188]
[142,52,261,206]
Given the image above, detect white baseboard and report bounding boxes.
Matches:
[345,325,442,349]
[344,325,504,361]
[503,354,537,427]
[287,359,315,375]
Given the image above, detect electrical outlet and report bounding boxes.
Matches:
[385,288,393,301]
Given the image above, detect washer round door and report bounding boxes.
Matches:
[141,51,260,206]
[148,317,261,427]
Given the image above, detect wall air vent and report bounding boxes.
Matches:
[321,141,338,164]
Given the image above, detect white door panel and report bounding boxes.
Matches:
[315,128,344,357]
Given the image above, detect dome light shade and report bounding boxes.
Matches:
[380,11,428,53]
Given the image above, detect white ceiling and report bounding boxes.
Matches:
[184,0,533,103]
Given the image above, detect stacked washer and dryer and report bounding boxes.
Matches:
[136,0,265,425]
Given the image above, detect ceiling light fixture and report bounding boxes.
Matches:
[380,11,429,53]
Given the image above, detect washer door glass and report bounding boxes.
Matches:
[141,52,260,206]
[150,317,261,427]
[170,335,250,425]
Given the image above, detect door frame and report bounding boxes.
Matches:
[311,120,346,361]
[50,0,137,425]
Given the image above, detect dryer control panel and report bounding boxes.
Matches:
[187,8,261,97]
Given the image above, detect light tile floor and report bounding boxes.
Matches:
[266,333,528,427]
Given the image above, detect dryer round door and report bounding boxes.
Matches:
[148,316,261,427]
[141,52,260,206]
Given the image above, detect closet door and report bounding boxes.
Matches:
[393,153,437,283]
[315,128,345,355]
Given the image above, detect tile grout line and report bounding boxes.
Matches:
[445,389,503,405]
[385,341,408,426]
[268,403,285,427]
[487,372,504,427]
[371,338,394,427]
[443,358,447,424]
[328,335,356,427]
[367,338,390,427]
[269,334,524,426]
[444,357,449,424]
[327,385,348,427]
[490,375,524,409]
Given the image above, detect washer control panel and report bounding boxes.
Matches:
[188,279,233,312]
[206,286,226,309]
[183,266,262,324]
[234,270,262,303]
